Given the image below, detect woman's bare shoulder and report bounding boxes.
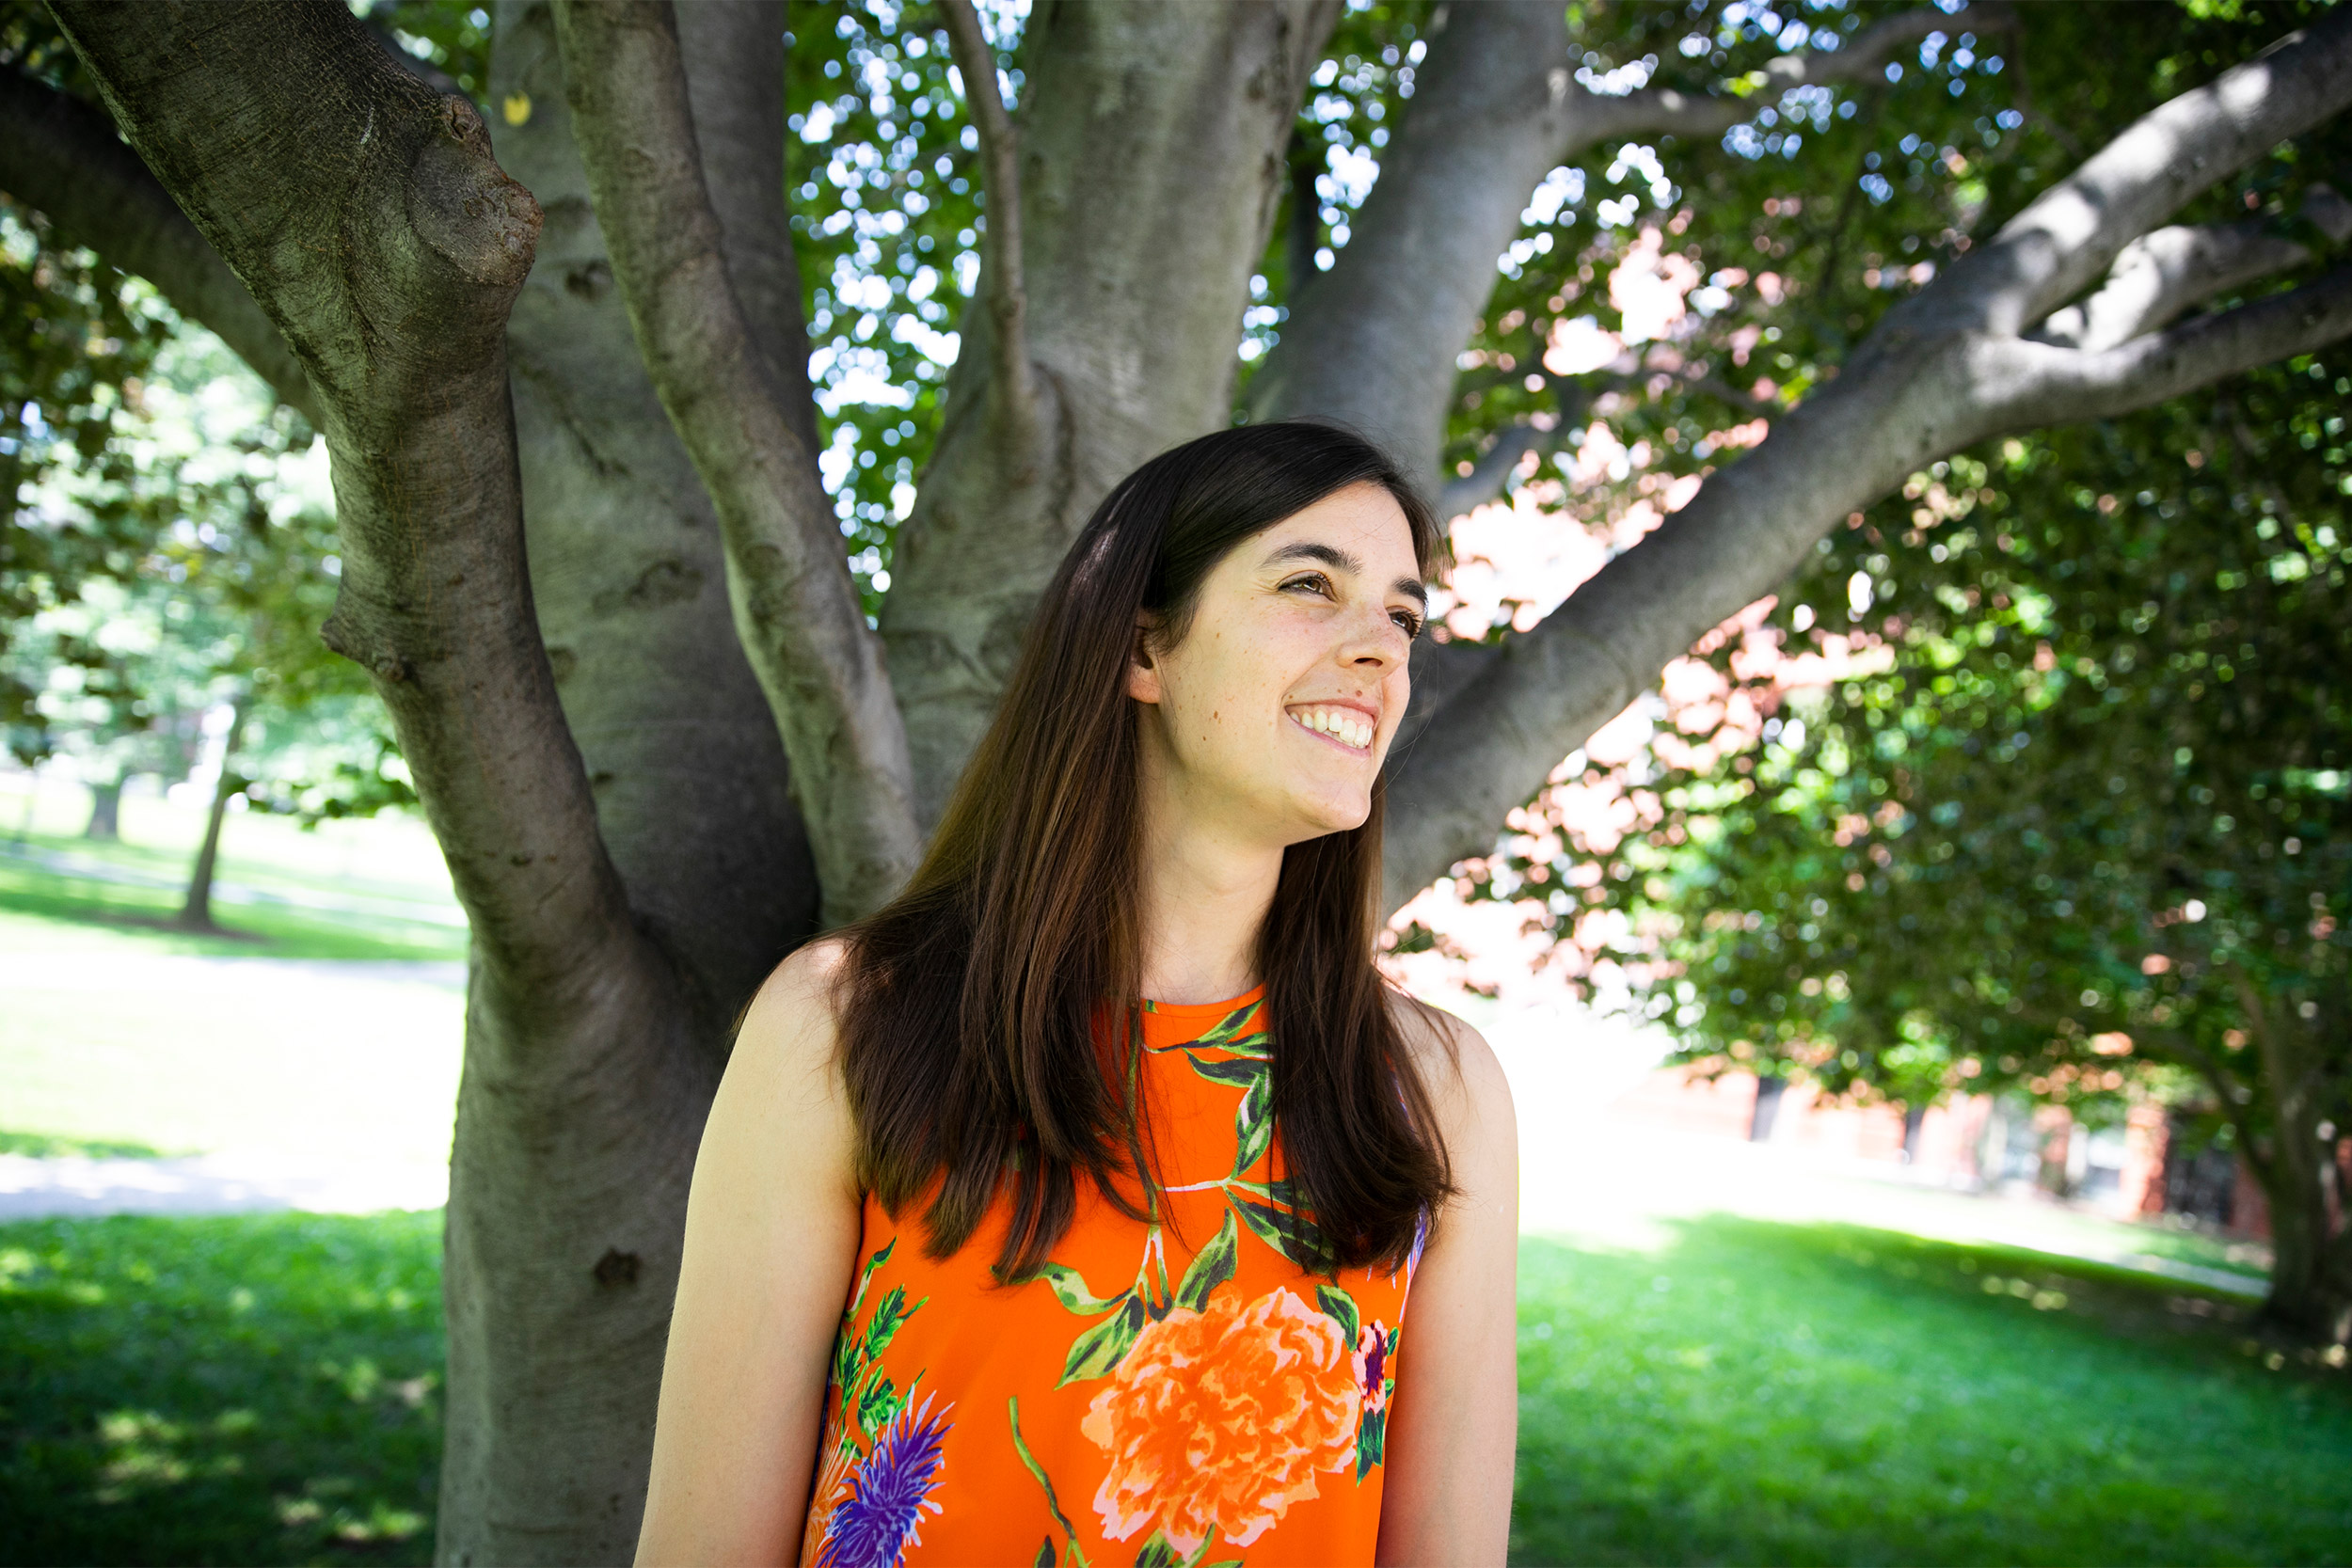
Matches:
[1382,988,1513,1135]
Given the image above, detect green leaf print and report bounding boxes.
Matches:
[1231,1071,1274,1176]
[863,1283,922,1361]
[1033,1260,1126,1316]
[1172,1210,1238,1311]
[1132,1534,1181,1568]
[1057,1292,1148,1386]
[1357,1407,1388,1481]
[1187,997,1269,1053]
[1229,1181,1338,1275]
[856,1371,901,1438]
[1316,1283,1360,1344]
[1182,1053,1265,1089]
[1035,1541,1056,1568]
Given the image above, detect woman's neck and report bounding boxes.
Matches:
[1134,744,1283,1007]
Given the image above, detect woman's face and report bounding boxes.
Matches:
[1128,482,1426,847]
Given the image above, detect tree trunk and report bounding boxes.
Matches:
[82,771,122,841]
[2242,990,2352,1344]
[174,699,246,932]
[879,0,1339,823]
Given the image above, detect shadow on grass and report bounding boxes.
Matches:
[1512,1214,2352,1567]
[0,860,462,963]
[0,1131,170,1160]
[0,1212,443,1567]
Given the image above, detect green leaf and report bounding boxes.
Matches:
[1036,1541,1057,1568]
[1057,1294,1148,1386]
[1173,1211,1239,1312]
[1033,1261,1126,1316]
[1133,1533,1181,1568]
[845,1235,895,1318]
[1316,1283,1360,1344]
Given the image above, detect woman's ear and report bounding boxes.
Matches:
[1125,620,1163,705]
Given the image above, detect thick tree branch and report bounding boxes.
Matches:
[940,0,1037,451]
[2027,220,2314,352]
[1255,2,1978,488]
[1994,263,2352,430]
[0,65,317,423]
[550,0,921,926]
[1380,14,2352,913]
[1945,6,2352,339]
[675,0,819,458]
[47,0,651,1011]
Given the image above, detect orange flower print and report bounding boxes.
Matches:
[1080,1285,1363,1553]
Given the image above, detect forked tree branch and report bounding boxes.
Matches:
[1254,0,1979,486]
[46,0,653,1008]
[550,0,921,926]
[1994,263,2352,430]
[2028,221,2315,352]
[1379,12,2352,914]
[0,66,317,423]
[939,0,1037,451]
[1942,5,2352,339]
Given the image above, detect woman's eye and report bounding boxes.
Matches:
[1280,573,1334,598]
[1391,609,1424,640]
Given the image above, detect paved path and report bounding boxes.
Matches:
[0,1151,447,1218]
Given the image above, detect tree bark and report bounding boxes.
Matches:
[40,5,713,1559]
[551,0,923,925]
[82,771,121,841]
[2233,974,2352,1344]
[486,0,818,1030]
[0,65,317,423]
[879,0,1340,824]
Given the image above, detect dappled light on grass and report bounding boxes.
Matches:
[1512,1217,2352,1566]
[0,1212,442,1566]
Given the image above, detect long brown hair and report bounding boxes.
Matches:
[831,420,1454,1279]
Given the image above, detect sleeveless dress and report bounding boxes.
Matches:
[798,988,1420,1567]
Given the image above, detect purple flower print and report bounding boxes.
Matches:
[1358,1322,1391,1414]
[818,1394,953,1568]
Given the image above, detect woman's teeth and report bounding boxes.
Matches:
[1292,706,1373,750]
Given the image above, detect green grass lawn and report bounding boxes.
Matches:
[1,796,467,1164]
[4,1211,2342,1567]
[0,1213,444,1568]
[1513,1217,2352,1566]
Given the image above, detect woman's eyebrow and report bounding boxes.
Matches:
[1264,541,1426,606]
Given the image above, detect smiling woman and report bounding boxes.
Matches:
[633,422,1518,1568]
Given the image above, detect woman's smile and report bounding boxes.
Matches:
[1285,702,1378,753]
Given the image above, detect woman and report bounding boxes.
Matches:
[636,421,1518,1566]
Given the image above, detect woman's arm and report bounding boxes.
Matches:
[1377,1003,1520,1566]
[636,942,866,1566]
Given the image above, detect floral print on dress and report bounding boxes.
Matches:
[803,1239,950,1568]
[1080,1284,1362,1553]
[802,987,1414,1564]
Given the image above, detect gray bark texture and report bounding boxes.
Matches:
[880,0,1341,824]
[20,0,2352,1552]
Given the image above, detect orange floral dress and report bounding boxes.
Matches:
[798,989,1419,1567]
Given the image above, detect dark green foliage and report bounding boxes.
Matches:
[1513,1221,2352,1566]
[0,1213,444,1567]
